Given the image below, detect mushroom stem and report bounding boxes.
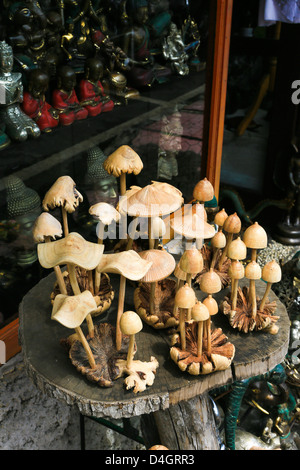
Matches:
[173,279,184,317]
[53,266,68,295]
[150,281,156,315]
[218,232,233,269]
[94,221,105,293]
[127,334,135,369]
[231,279,239,311]
[179,308,186,351]
[116,275,126,351]
[206,317,211,356]
[88,270,94,295]
[251,248,257,262]
[127,216,139,250]
[68,263,94,337]
[44,236,67,295]
[197,322,203,357]
[210,247,219,270]
[61,207,69,236]
[120,172,126,196]
[259,282,271,312]
[74,326,96,369]
[148,217,154,249]
[249,279,257,318]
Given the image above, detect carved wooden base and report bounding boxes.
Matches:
[51,268,114,316]
[170,321,235,375]
[194,244,231,289]
[222,286,279,334]
[134,278,178,329]
[115,357,159,393]
[63,322,131,388]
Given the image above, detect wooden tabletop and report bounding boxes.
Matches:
[19,272,290,420]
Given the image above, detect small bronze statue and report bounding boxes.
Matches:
[79,57,114,116]
[0,40,40,141]
[52,64,88,125]
[22,68,59,132]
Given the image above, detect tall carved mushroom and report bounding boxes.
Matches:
[245,261,262,319]
[174,283,196,351]
[179,247,203,320]
[214,208,228,232]
[32,212,67,295]
[191,301,210,357]
[193,177,214,206]
[103,145,143,196]
[42,176,83,236]
[199,269,222,355]
[37,232,104,337]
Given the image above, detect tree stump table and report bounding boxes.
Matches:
[19,272,290,450]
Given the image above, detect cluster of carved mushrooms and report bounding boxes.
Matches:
[32,145,282,392]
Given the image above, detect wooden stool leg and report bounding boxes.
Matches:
[142,394,221,450]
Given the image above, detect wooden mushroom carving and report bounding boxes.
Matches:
[103,145,143,196]
[170,207,215,251]
[218,212,241,269]
[173,283,196,351]
[228,260,245,312]
[38,232,104,337]
[191,301,210,357]
[42,176,83,236]
[134,249,177,329]
[199,269,222,355]
[179,247,203,319]
[89,202,120,293]
[210,230,226,269]
[51,291,98,369]
[193,177,214,206]
[214,208,228,232]
[243,222,267,263]
[32,212,67,295]
[259,260,282,312]
[245,261,262,319]
[115,311,159,393]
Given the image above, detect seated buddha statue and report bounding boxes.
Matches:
[52,65,88,125]
[22,68,59,132]
[79,57,114,116]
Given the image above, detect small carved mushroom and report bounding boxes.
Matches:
[179,247,203,319]
[42,176,83,236]
[218,212,241,269]
[193,177,214,205]
[200,268,221,355]
[174,283,196,351]
[214,208,228,231]
[51,291,98,369]
[32,212,67,295]
[243,222,267,262]
[228,260,245,311]
[259,260,281,312]
[210,230,226,269]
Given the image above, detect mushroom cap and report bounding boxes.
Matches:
[51,290,97,329]
[193,177,214,202]
[89,202,120,225]
[227,237,247,260]
[211,230,226,249]
[42,176,83,213]
[175,283,196,308]
[32,212,63,243]
[38,232,104,269]
[119,310,143,335]
[262,260,282,283]
[170,212,215,240]
[179,247,203,274]
[228,260,245,280]
[174,262,187,281]
[190,202,207,221]
[223,213,241,234]
[138,249,175,282]
[151,216,166,239]
[245,261,262,280]
[97,250,152,281]
[199,268,222,294]
[214,208,228,227]
[117,185,141,215]
[103,145,143,177]
[202,295,218,315]
[123,182,183,217]
[191,301,210,321]
[243,222,267,249]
